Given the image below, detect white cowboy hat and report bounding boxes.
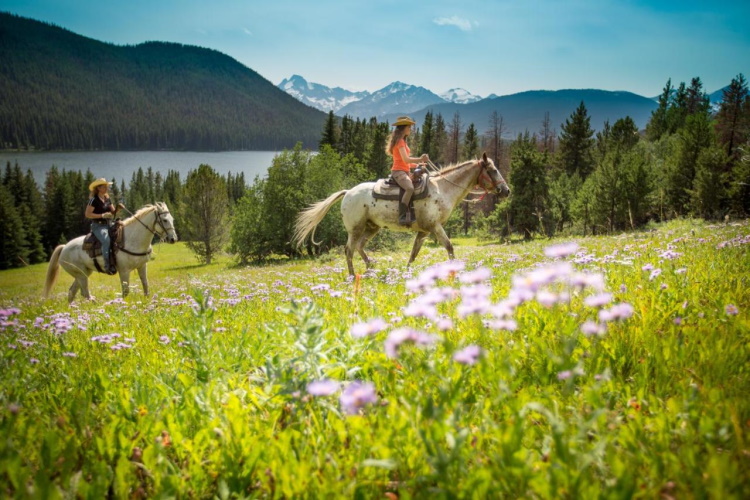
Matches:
[393,116,416,127]
[89,178,113,191]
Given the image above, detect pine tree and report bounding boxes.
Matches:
[508,133,548,239]
[432,113,448,165]
[182,164,229,264]
[665,112,713,215]
[420,111,434,160]
[715,74,749,159]
[447,112,463,164]
[691,146,728,219]
[0,183,28,269]
[486,111,505,170]
[558,101,595,178]
[365,119,390,179]
[320,111,338,150]
[647,79,672,141]
[462,123,479,159]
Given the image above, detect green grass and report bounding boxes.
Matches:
[1,220,749,498]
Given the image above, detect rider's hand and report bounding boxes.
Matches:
[117,203,125,210]
[421,154,429,162]
[101,212,114,220]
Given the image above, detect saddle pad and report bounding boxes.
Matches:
[83,222,124,258]
[372,174,430,201]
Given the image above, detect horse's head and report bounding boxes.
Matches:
[153,202,179,244]
[477,153,511,197]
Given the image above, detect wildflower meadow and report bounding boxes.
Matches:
[1,219,749,498]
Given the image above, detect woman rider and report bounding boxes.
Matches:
[85,178,117,274]
[386,116,429,226]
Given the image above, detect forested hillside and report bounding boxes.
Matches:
[0,12,326,151]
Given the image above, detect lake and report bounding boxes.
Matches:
[0,151,282,187]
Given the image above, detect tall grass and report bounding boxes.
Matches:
[1,219,749,498]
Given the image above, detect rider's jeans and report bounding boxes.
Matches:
[92,222,111,265]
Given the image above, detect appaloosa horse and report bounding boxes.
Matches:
[293,153,510,275]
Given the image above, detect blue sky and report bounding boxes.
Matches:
[4,0,748,97]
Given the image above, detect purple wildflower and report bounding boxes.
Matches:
[585,293,613,308]
[384,328,437,358]
[675,268,687,274]
[159,335,171,345]
[340,381,378,415]
[29,358,39,364]
[453,345,483,365]
[557,370,572,380]
[544,242,579,258]
[725,304,739,316]
[598,303,635,322]
[307,379,340,396]
[485,318,518,331]
[436,317,454,331]
[62,352,77,358]
[580,320,606,337]
[673,317,682,326]
[350,318,388,338]
[642,263,654,271]
[459,267,492,284]
[649,269,662,281]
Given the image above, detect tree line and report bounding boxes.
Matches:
[1,74,747,269]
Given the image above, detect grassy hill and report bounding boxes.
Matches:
[0,12,326,151]
[1,219,749,496]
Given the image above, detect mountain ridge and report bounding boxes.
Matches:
[0,12,326,151]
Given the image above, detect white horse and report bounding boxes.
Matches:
[294,153,510,275]
[44,202,178,302]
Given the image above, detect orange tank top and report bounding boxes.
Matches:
[391,139,410,172]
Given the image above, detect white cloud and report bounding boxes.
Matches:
[243,27,253,36]
[433,16,474,32]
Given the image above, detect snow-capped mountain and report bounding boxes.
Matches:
[338,81,446,119]
[440,88,483,104]
[278,75,369,113]
[278,76,451,118]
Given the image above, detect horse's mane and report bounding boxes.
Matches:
[122,204,158,226]
[433,159,479,177]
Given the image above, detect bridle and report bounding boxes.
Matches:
[476,159,510,198]
[120,205,174,240]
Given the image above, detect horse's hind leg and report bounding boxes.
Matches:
[345,224,367,276]
[77,276,93,301]
[408,231,430,266]
[357,223,380,269]
[68,280,80,303]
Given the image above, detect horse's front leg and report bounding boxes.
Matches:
[407,231,430,266]
[432,225,455,260]
[137,264,149,296]
[119,269,132,298]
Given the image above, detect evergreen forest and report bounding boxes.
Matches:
[0,13,326,151]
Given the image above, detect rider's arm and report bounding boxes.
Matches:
[397,147,429,167]
[85,205,108,219]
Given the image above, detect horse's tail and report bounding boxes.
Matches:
[43,245,64,299]
[293,190,348,248]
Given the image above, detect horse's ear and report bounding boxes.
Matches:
[482,152,488,163]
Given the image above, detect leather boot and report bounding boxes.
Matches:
[399,202,412,226]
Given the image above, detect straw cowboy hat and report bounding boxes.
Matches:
[393,116,416,127]
[89,178,113,191]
